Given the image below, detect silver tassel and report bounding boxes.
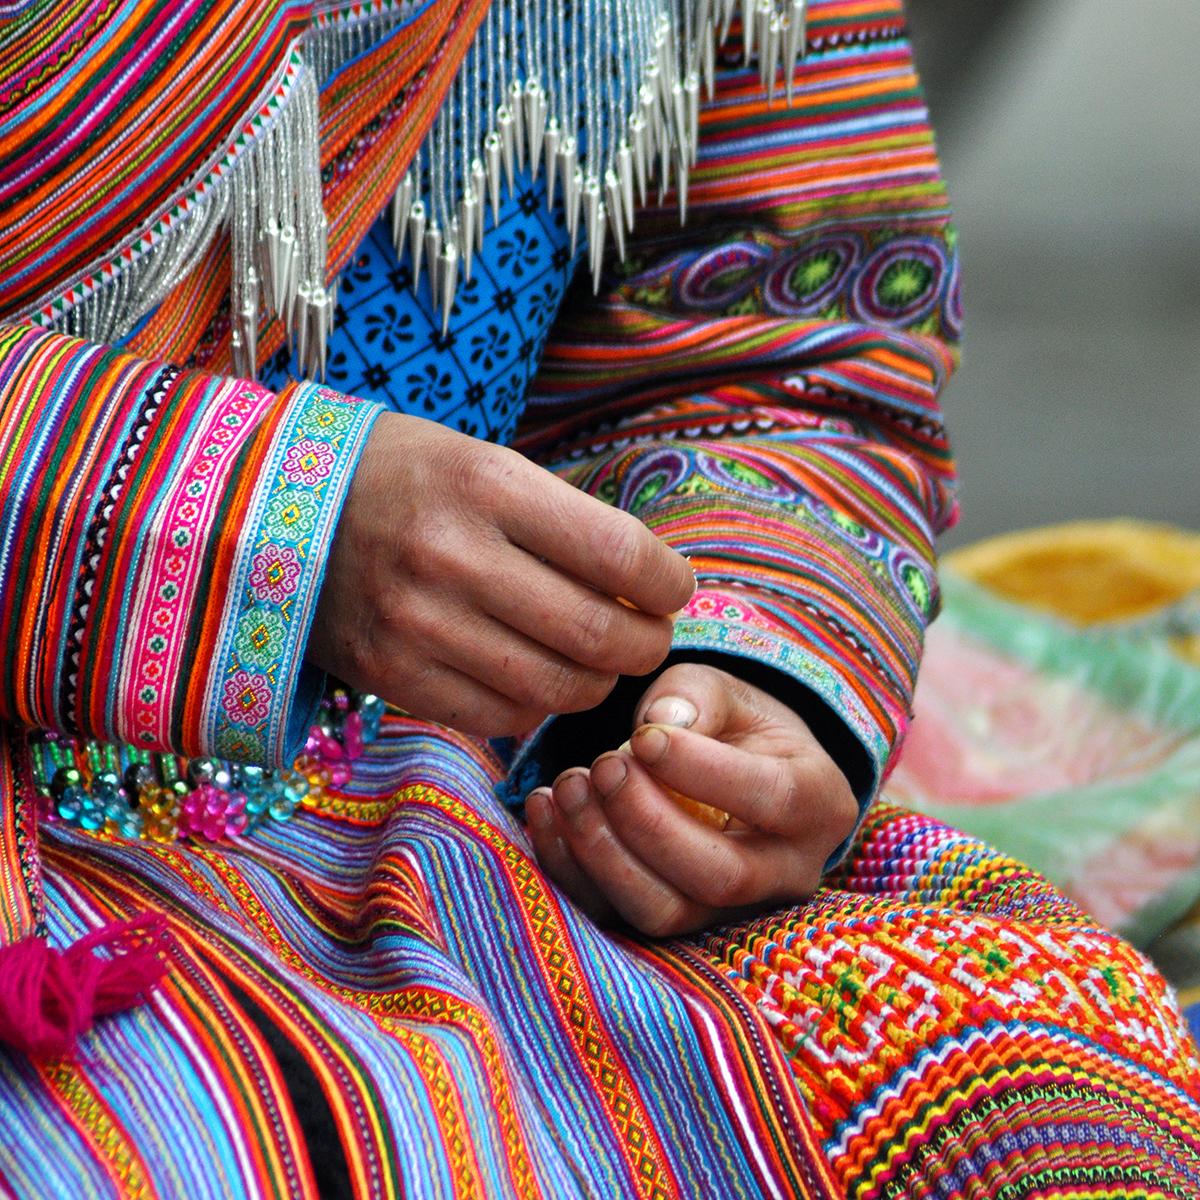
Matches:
[508,80,527,172]
[617,141,635,231]
[485,132,504,226]
[408,200,428,295]
[438,239,459,335]
[497,106,517,194]
[604,169,626,261]
[391,172,414,257]
[525,79,547,176]
[424,222,443,309]
[543,119,561,209]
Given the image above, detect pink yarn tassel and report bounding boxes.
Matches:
[0,916,173,1060]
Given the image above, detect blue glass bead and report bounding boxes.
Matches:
[78,800,105,832]
[241,765,265,788]
[117,813,143,839]
[280,770,310,803]
[268,795,297,822]
[359,694,384,742]
[94,771,125,809]
[55,787,86,823]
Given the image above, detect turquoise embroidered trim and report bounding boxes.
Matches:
[204,383,382,764]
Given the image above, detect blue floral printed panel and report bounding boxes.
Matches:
[262,173,580,448]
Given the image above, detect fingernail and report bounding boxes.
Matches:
[591,754,627,798]
[642,695,697,728]
[631,725,669,765]
[526,789,552,830]
[556,772,590,815]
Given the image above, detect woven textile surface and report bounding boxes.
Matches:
[1,1,1198,1196]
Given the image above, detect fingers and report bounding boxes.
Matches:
[627,722,858,846]
[589,752,819,909]
[500,471,695,617]
[476,543,677,677]
[543,769,710,937]
[432,602,620,716]
[396,659,547,737]
[524,788,615,924]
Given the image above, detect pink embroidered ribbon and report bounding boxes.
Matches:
[0,916,173,1059]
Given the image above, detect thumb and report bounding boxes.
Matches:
[633,662,744,740]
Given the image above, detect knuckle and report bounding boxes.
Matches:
[640,901,687,939]
[710,855,753,908]
[448,439,506,495]
[617,795,669,847]
[821,773,860,842]
[405,522,459,581]
[626,620,674,675]
[768,758,803,831]
[597,519,646,589]
[569,598,617,664]
[791,857,824,900]
[538,658,591,712]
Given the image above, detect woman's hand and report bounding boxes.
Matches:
[525,663,860,936]
[307,413,695,736]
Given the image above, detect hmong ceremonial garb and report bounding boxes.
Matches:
[1,1,1198,1197]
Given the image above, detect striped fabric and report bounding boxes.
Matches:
[0,1,309,320]
[1,1,1198,1197]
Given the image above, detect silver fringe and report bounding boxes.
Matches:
[30,0,809,377]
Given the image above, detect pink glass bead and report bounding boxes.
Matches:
[342,711,364,759]
[200,810,225,841]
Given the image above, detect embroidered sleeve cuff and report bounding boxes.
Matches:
[200,382,382,766]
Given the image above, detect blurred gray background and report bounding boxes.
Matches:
[905,0,1199,548]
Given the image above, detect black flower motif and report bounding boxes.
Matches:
[406,363,455,412]
[458,277,481,306]
[468,324,512,372]
[362,303,415,356]
[492,286,517,314]
[496,228,540,278]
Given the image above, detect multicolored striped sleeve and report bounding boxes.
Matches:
[518,8,960,821]
[0,325,381,765]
